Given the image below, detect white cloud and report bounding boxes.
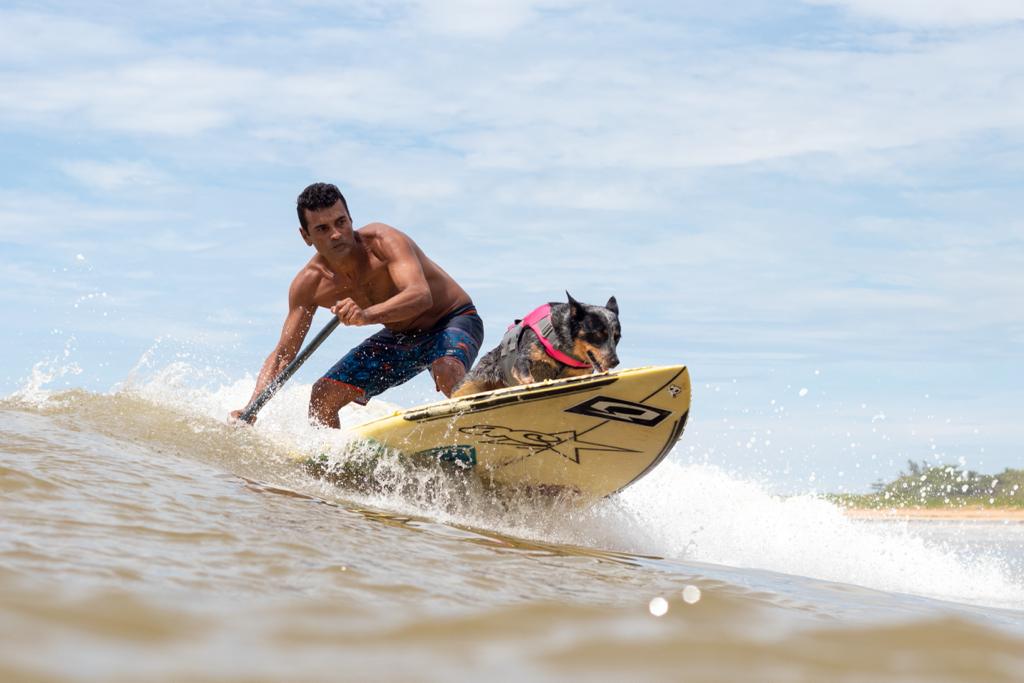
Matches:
[0,10,138,64]
[407,0,583,37]
[0,5,1022,369]
[60,160,172,192]
[0,261,94,299]
[411,0,536,37]
[0,193,180,245]
[140,231,222,254]
[0,59,266,135]
[1,11,1022,175]
[806,0,1024,26]
[493,175,672,211]
[304,139,465,202]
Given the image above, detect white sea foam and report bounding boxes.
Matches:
[9,336,82,404]
[180,365,1023,612]
[589,460,1024,610]
[19,356,1022,613]
[121,360,403,465]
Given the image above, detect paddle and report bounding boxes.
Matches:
[236,316,341,424]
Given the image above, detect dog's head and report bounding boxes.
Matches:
[566,292,621,372]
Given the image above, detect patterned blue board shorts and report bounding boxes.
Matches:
[321,303,484,405]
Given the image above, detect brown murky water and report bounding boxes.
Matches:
[2,376,1023,682]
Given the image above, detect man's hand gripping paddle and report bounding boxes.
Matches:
[235,317,341,424]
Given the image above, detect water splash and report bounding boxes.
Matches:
[12,356,1022,612]
[121,359,1024,610]
[588,461,1023,609]
[10,336,82,404]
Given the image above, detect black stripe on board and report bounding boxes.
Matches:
[573,367,687,440]
[607,409,690,498]
[402,376,620,423]
[640,366,688,403]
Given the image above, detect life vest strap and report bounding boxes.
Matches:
[520,304,590,369]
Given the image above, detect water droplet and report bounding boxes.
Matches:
[648,597,669,617]
[682,585,702,604]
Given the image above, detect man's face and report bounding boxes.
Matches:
[300,200,354,257]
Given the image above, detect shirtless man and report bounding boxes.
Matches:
[231,182,484,428]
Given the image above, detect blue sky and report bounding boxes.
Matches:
[2,1,1022,491]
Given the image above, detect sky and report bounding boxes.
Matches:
[1,0,1022,492]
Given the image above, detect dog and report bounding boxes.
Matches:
[452,292,621,397]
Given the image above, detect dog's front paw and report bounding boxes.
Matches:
[511,368,536,385]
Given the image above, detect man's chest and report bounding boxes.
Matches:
[310,271,396,309]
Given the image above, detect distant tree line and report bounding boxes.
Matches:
[838,461,1024,508]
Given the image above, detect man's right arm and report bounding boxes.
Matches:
[230,276,316,423]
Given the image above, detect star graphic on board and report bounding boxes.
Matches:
[458,425,638,464]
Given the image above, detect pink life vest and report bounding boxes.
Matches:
[519,304,590,368]
[496,304,590,383]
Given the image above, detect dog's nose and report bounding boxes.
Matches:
[608,355,620,368]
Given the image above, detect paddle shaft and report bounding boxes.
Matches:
[238,316,341,423]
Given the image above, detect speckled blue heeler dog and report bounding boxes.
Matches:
[452,293,621,397]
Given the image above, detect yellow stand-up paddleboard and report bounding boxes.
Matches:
[327,365,691,502]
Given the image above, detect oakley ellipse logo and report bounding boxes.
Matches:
[565,396,671,427]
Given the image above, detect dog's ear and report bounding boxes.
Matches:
[566,291,585,320]
[605,296,618,315]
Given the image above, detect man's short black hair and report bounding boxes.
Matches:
[296,182,350,231]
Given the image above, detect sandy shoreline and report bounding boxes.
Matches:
[843,506,1024,521]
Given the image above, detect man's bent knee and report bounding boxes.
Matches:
[431,357,466,397]
[309,379,363,428]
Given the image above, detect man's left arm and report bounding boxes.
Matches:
[332,227,432,326]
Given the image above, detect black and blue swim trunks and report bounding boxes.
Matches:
[321,303,484,405]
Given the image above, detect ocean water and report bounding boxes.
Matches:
[2,362,1023,683]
